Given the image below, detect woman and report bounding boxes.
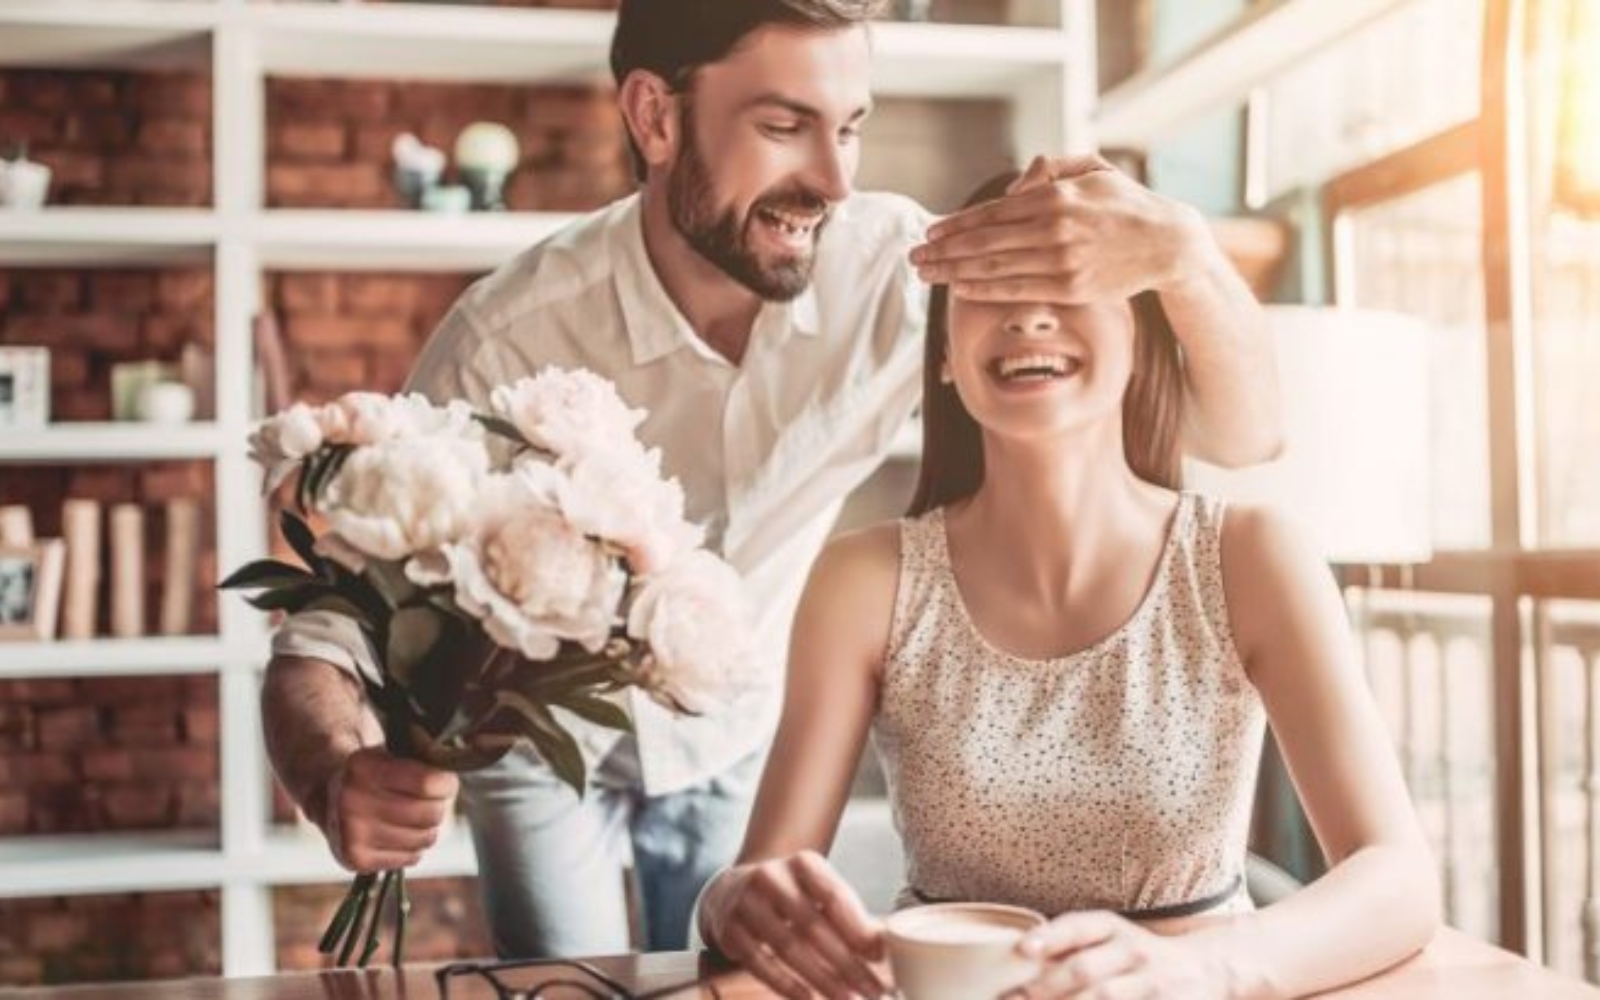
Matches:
[697,172,1438,1000]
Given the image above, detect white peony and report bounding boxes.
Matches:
[491,367,646,459]
[248,402,327,491]
[419,475,624,659]
[320,392,479,446]
[321,434,491,560]
[625,550,751,714]
[555,447,704,576]
[246,394,481,493]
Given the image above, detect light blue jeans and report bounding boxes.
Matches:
[460,737,762,958]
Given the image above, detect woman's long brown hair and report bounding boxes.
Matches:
[906,171,1186,516]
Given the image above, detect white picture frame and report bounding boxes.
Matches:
[0,539,66,641]
[0,346,50,427]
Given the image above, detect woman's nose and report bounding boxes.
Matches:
[1003,303,1060,336]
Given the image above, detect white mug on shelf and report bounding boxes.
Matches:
[136,381,196,425]
[0,154,52,210]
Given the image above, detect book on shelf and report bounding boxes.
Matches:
[0,504,33,547]
[109,502,144,639]
[252,311,291,417]
[61,498,101,641]
[159,498,198,636]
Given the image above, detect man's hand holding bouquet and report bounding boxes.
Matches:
[224,368,752,967]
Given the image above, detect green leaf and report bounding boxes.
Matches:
[425,589,476,625]
[245,585,321,612]
[492,691,587,795]
[365,559,418,610]
[218,558,317,592]
[386,605,444,689]
[527,723,587,796]
[552,692,634,734]
[295,454,316,515]
[302,443,355,510]
[279,510,322,571]
[302,592,374,628]
[472,413,530,447]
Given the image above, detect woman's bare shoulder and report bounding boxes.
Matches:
[793,519,905,654]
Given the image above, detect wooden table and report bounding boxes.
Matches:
[9,929,1599,999]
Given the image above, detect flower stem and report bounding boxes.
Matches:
[336,875,375,966]
[318,873,376,957]
[393,868,410,969]
[359,871,396,967]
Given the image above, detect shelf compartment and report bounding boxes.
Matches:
[0,830,222,898]
[255,209,579,272]
[0,1,214,72]
[0,208,217,268]
[0,637,254,680]
[0,422,226,463]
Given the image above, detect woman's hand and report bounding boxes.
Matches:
[701,851,889,1000]
[1005,911,1237,1000]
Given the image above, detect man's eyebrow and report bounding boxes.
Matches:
[741,94,874,122]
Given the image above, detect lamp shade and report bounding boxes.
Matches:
[1184,305,1433,565]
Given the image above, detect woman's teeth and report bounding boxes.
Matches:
[995,354,1079,381]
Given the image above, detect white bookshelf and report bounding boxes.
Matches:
[0,636,252,679]
[0,0,1094,977]
[253,825,477,887]
[0,208,217,267]
[254,209,580,272]
[0,831,224,899]
[0,826,477,897]
[0,422,227,462]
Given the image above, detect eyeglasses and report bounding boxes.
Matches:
[433,956,726,1000]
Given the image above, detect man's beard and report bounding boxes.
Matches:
[666,117,831,302]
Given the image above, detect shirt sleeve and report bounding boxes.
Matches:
[271,609,375,679]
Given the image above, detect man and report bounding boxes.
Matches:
[263,0,1280,960]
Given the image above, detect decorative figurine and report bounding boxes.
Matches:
[454,121,520,211]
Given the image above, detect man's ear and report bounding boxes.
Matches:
[617,70,681,171]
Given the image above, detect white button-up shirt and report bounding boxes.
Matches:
[273,190,932,795]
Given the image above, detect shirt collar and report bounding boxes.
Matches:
[610,194,822,367]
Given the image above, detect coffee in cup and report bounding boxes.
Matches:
[884,901,1046,1000]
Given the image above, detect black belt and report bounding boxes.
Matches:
[909,872,1244,922]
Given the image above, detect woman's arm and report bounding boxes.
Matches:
[698,523,902,1000]
[1194,504,1440,997]
[1009,505,1437,1000]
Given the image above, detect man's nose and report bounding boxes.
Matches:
[807,138,854,203]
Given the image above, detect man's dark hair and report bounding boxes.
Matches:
[610,0,886,180]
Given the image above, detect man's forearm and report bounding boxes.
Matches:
[261,655,382,830]
[1159,210,1283,468]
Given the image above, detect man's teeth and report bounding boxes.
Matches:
[760,207,818,237]
[996,354,1076,380]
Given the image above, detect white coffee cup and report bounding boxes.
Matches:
[885,902,1046,1000]
[0,157,51,210]
[136,380,195,425]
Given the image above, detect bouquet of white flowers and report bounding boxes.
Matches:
[222,367,752,968]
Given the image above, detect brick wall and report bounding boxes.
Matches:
[266,79,629,212]
[267,272,477,400]
[0,70,211,207]
[0,892,221,985]
[273,878,491,971]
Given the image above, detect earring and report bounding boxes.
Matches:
[939,367,953,384]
